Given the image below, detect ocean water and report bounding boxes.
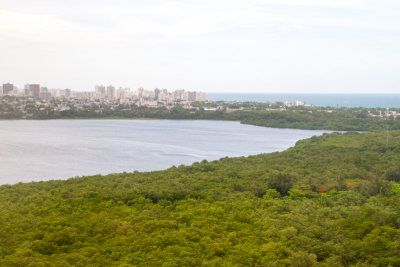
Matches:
[207,93,400,108]
[0,120,330,184]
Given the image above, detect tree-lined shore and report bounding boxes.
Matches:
[1,95,400,131]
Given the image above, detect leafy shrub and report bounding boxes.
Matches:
[263,189,280,200]
[385,164,400,182]
[268,172,295,195]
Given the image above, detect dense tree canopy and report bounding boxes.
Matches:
[1,130,400,266]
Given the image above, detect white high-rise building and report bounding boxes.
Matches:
[187,91,196,101]
[196,92,206,101]
[107,85,115,100]
[95,85,106,98]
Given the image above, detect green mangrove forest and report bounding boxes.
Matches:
[1,130,400,266]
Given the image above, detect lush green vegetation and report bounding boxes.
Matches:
[2,96,400,131]
[1,131,400,266]
[239,110,400,131]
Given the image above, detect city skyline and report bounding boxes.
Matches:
[0,82,207,104]
[1,0,399,94]
[0,82,205,94]
[3,81,400,95]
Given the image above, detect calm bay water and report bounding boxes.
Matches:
[0,120,329,184]
[208,93,400,108]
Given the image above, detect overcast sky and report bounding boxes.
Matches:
[0,0,399,93]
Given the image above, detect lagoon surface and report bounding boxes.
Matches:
[0,120,329,184]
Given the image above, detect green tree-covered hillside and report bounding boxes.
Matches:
[1,131,400,266]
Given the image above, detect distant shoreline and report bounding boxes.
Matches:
[207,93,400,108]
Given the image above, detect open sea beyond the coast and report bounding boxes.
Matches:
[207,93,400,108]
[0,120,330,184]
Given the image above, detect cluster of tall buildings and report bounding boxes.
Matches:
[0,83,69,100]
[0,83,207,104]
[94,85,206,103]
[2,83,14,95]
